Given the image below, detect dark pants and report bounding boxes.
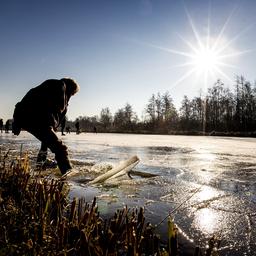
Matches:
[25,126,72,174]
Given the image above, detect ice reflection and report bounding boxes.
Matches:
[195,148,218,173]
[192,186,225,235]
[197,169,218,184]
[197,150,216,162]
[194,208,220,234]
[196,186,217,201]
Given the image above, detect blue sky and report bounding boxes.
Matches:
[0,0,256,121]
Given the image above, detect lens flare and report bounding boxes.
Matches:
[138,5,251,90]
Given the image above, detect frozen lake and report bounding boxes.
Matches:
[1,132,256,255]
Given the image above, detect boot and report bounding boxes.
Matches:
[56,157,72,175]
[36,150,48,169]
[42,159,58,169]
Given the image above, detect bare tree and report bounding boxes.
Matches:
[100,107,112,130]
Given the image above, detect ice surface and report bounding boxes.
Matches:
[1,131,256,255]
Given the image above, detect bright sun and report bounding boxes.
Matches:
[144,5,249,89]
[192,47,219,73]
[168,7,250,88]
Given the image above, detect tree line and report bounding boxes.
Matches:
[67,75,256,136]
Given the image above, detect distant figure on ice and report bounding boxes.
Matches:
[93,126,97,134]
[66,126,71,134]
[5,120,10,133]
[0,119,3,133]
[61,116,66,136]
[75,121,80,134]
[12,78,80,175]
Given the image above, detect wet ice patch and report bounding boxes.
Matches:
[96,193,118,202]
[90,162,113,174]
[148,146,194,154]
[71,159,95,166]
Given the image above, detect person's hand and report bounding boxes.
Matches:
[50,126,57,132]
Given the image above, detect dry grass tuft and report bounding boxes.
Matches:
[0,151,166,255]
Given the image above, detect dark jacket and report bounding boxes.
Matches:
[13,79,70,134]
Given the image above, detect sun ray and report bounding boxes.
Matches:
[216,23,254,55]
[136,40,196,58]
[184,5,204,50]
[216,61,238,69]
[204,70,209,91]
[146,43,195,58]
[177,33,199,54]
[212,5,238,51]
[166,61,197,69]
[174,61,197,68]
[126,38,195,58]
[208,67,216,80]
[206,0,211,50]
[218,49,252,59]
[171,67,198,89]
[213,66,233,83]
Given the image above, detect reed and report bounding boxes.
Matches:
[0,150,208,255]
[0,152,166,255]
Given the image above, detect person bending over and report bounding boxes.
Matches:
[12,78,80,175]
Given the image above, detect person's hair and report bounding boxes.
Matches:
[61,78,80,96]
